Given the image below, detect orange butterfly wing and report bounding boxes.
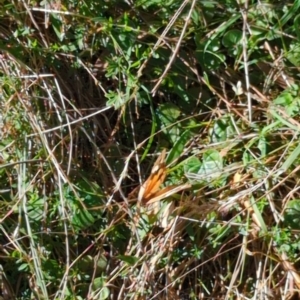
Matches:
[138,149,167,204]
[138,149,191,205]
[140,168,167,204]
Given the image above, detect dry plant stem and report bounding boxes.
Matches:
[240,177,300,295]
[19,100,69,185]
[278,251,300,290]
[108,105,125,144]
[53,76,73,175]
[14,80,84,298]
[128,105,143,186]
[25,111,72,298]
[253,261,263,299]
[224,241,247,300]
[73,55,107,95]
[18,148,49,299]
[202,72,249,122]
[263,41,294,89]
[148,243,243,300]
[219,67,270,104]
[151,0,197,95]
[78,127,143,247]
[22,0,48,47]
[27,106,111,136]
[137,0,190,79]
[239,0,252,122]
[80,127,126,204]
[31,7,78,16]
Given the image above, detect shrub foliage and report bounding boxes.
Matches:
[0,0,300,299]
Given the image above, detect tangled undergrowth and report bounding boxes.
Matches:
[1,0,300,299]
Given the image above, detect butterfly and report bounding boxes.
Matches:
[138,149,191,205]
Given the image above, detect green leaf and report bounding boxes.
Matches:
[167,130,192,164]
[280,0,300,26]
[92,277,110,300]
[258,136,268,157]
[279,143,300,175]
[18,263,29,272]
[157,103,181,122]
[96,256,108,273]
[50,14,64,41]
[196,38,226,71]
[243,150,251,165]
[249,196,267,234]
[184,156,202,174]
[106,90,127,109]
[185,150,224,185]
[222,29,242,48]
[72,207,95,229]
[273,85,300,117]
[117,255,139,266]
[294,15,300,40]
[284,200,300,229]
[209,116,236,143]
[269,105,300,132]
[27,194,45,222]
[200,150,223,178]
[156,103,182,144]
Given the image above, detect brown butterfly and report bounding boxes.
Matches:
[138,149,191,205]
